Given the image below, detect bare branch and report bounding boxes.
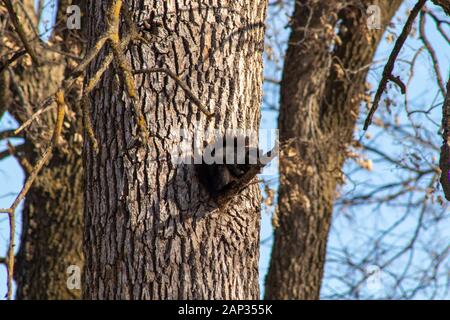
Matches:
[2,0,41,66]
[419,9,447,96]
[431,0,450,15]
[133,68,215,117]
[0,129,22,140]
[0,143,26,162]
[0,50,26,74]
[14,97,56,135]
[427,10,450,44]
[364,0,427,130]
[0,88,66,300]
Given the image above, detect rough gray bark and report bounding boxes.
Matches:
[83,0,268,299]
[15,151,84,300]
[433,0,450,195]
[265,0,403,300]
[438,76,450,198]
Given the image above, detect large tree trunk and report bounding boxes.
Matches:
[15,152,84,299]
[265,0,402,300]
[0,0,85,299]
[83,0,268,299]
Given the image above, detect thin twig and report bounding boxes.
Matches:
[426,10,450,44]
[0,129,22,140]
[419,9,446,97]
[6,141,32,173]
[364,0,427,130]
[388,75,406,94]
[133,68,215,117]
[0,50,27,74]
[14,98,55,135]
[0,143,26,162]
[2,0,41,66]
[0,89,66,300]
[39,41,83,62]
[431,0,450,15]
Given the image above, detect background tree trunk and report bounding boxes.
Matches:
[83,0,268,299]
[15,152,84,300]
[0,0,85,299]
[265,0,402,300]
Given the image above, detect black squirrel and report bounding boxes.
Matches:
[195,134,273,198]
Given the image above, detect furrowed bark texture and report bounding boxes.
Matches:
[438,76,450,199]
[15,151,84,300]
[265,0,402,299]
[83,0,267,299]
[0,0,85,299]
